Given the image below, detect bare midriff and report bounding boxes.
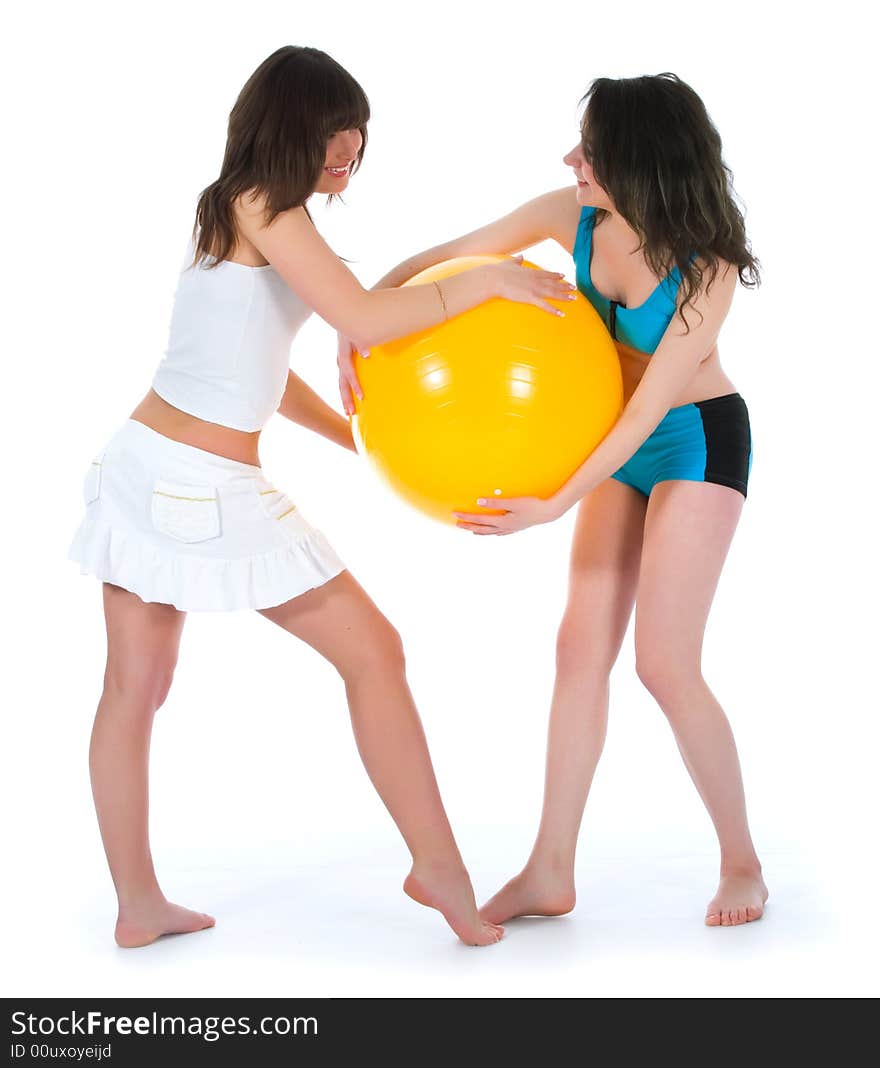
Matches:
[129,390,262,466]
[616,340,738,409]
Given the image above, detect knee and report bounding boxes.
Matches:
[555,618,584,677]
[153,667,176,710]
[346,617,407,680]
[634,641,701,706]
[555,615,614,682]
[103,658,177,715]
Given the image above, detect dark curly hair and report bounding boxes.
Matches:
[580,73,759,328]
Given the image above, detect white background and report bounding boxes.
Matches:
[3,0,877,998]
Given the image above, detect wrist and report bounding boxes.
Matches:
[481,264,500,301]
[551,485,578,518]
[339,414,357,452]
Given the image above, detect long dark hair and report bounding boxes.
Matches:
[580,73,759,327]
[192,46,370,268]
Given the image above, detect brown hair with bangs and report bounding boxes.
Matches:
[192,45,370,268]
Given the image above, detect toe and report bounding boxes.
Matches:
[705,912,722,926]
[746,904,763,922]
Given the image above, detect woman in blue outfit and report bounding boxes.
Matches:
[340,73,767,927]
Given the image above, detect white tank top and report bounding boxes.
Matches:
[151,238,313,432]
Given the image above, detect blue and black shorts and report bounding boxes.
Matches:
[612,392,752,499]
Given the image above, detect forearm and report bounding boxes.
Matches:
[553,402,668,513]
[551,320,719,513]
[277,371,356,452]
[356,265,495,348]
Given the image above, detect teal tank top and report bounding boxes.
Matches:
[573,206,683,355]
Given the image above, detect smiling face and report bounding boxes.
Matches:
[563,141,614,211]
[314,128,364,194]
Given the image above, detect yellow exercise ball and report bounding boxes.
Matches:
[351,255,623,525]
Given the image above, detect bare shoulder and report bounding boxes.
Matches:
[675,256,739,334]
[541,185,582,223]
[232,187,269,222]
[233,189,312,243]
[538,186,584,254]
[679,257,737,298]
[703,258,739,298]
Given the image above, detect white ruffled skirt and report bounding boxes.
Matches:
[68,419,346,611]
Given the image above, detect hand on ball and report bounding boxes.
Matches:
[453,494,567,535]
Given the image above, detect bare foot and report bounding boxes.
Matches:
[479,865,576,926]
[115,899,216,948]
[404,863,504,946]
[705,870,768,927]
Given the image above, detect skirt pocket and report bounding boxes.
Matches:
[82,452,105,506]
[151,479,221,544]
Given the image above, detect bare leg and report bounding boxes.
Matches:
[480,480,647,924]
[90,583,214,947]
[259,570,502,946]
[635,481,767,926]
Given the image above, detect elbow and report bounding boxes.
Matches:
[349,332,376,355]
[619,398,667,437]
[348,320,389,353]
[341,294,380,354]
[345,288,419,352]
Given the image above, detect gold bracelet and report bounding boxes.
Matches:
[433,279,448,320]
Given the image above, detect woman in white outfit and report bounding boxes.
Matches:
[69,45,574,948]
